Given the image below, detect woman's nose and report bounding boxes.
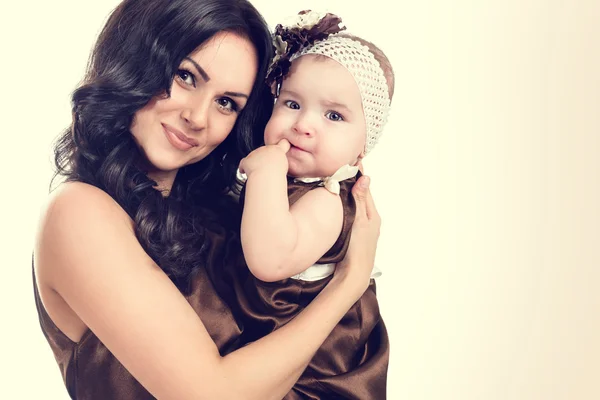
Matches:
[181,96,210,131]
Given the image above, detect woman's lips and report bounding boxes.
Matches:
[162,123,199,151]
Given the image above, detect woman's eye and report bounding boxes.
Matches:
[176,69,196,87]
[216,97,239,113]
[284,100,300,110]
[325,111,344,122]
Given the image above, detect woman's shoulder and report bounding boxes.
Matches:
[48,181,122,208]
[36,181,135,270]
[42,181,131,228]
[34,182,141,335]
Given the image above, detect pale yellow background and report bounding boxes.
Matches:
[1,0,599,399]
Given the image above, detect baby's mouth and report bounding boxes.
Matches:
[288,141,308,153]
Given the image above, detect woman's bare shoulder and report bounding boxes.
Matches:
[35,181,136,282]
[34,182,139,340]
[40,181,134,240]
[44,181,129,221]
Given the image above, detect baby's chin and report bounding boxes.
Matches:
[287,161,345,179]
[286,165,311,178]
[286,159,316,178]
[285,151,358,178]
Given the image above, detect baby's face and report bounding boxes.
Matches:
[264,55,366,178]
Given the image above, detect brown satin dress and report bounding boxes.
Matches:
[236,175,390,399]
[33,180,389,399]
[33,223,248,400]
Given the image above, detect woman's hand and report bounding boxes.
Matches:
[333,174,381,298]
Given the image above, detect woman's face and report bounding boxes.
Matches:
[131,32,258,185]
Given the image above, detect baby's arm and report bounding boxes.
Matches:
[240,142,344,282]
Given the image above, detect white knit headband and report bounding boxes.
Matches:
[289,34,391,155]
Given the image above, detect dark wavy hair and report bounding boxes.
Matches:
[53,0,273,292]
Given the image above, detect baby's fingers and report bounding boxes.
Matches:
[276,139,291,153]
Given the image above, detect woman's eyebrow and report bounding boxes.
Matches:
[184,57,210,82]
[224,91,249,99]
[183,58,248,98]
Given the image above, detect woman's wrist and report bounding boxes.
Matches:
[329,263,370,301]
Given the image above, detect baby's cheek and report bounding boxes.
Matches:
[263,127,280,145]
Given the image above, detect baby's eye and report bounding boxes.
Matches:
[284,100,300,110]
[176,69,196,87]
[325,111,344,122]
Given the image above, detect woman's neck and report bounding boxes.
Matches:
[148,169,178,197]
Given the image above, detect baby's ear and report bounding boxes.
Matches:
[355,160,364,173]
[352,152,366,169]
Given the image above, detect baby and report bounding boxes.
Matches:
[237,10,394,399]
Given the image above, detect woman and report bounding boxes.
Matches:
[33,0,382,399]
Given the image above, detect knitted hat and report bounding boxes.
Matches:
[266,10,391,155]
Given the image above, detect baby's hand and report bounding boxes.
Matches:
[239,139,291,177]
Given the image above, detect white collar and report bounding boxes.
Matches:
[293,164,359,195]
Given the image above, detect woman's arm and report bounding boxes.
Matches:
[36,178,378,400]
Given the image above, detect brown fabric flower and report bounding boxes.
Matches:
[266,10,346,90]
